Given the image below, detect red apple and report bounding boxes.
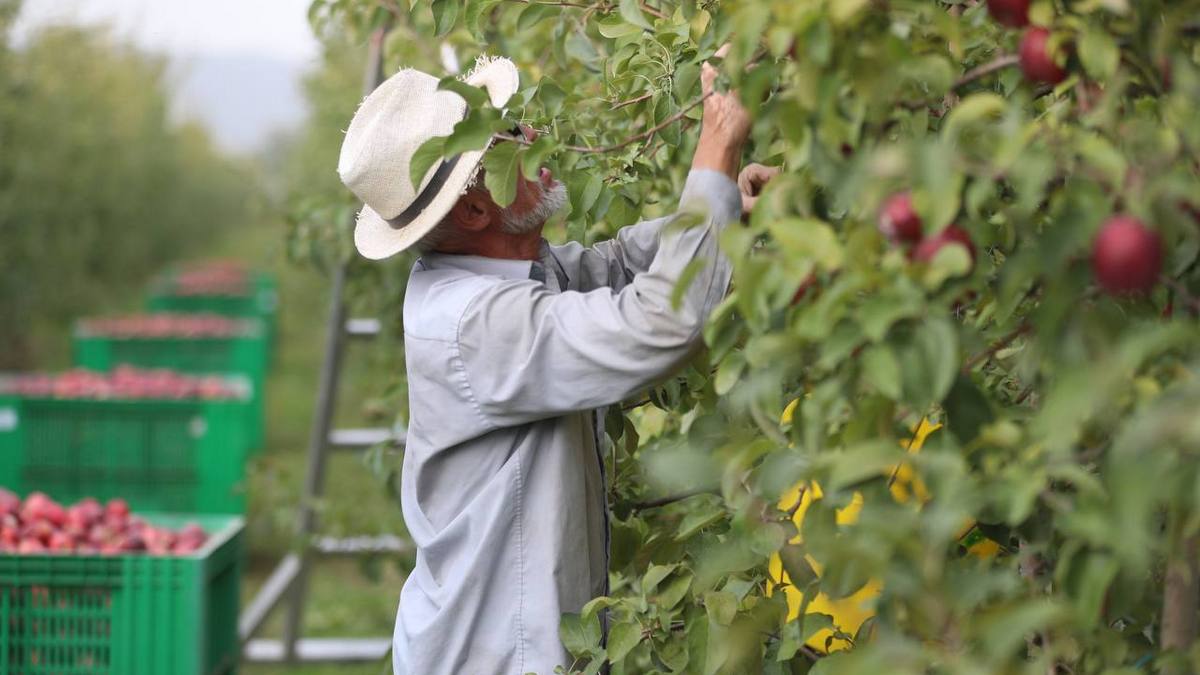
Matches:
[47,531,75,553]
[1020,28,1068,85]
[912,225,977,265]
[105,498,130,520]
[18,538,46,554]
[987,0,1030,28]
[0,489,19,517]
[879,192,923,245]
[1092,216,1162,295]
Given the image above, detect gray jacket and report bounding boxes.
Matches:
[393,169,740,675]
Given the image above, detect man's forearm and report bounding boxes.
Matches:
[692,127,744,182]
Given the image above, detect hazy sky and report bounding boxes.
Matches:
[13,0,322,153]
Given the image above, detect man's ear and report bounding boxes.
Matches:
[450,190,493,232]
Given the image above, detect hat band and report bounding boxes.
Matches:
[385,155,465,230]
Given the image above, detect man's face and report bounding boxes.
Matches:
[494,125,567,235]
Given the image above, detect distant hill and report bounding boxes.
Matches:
[168,53,310,155]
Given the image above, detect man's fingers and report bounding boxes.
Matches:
[713,43,731,59]
[700,62,718,96]
[739,164,781,196]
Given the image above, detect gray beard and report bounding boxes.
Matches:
[500,182,568,234]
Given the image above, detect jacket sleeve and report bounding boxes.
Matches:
[550,214,673,291]
[456,170,740,427]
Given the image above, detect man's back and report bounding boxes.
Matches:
[393,170,740,675]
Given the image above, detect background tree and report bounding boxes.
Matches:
[0,16,259,367]
[298,0,1200,672]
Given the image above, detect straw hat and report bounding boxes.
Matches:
[338,56,520,260]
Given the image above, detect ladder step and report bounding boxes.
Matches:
[344,317,382,337]
[244,637,392,663]
[327,426,405,450]
[239,553,302,642]
[313,534,412,556]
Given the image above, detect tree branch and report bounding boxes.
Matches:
[565,92,712,154]
[962,323,1030,374]
[611,92,654,111]
[631,488,715,512]
[639,1,668,20]
[952,54,1021,91]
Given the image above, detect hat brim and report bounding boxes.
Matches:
[353,56,521,261]
[353,146,488,260]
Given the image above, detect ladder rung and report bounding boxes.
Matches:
[328,426,406,450]
[244,637,392,663]
[239,553,301,642]
[344,317,382,337]
[312,534,412,556]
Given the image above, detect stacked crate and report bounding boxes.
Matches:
[1,260,276,673]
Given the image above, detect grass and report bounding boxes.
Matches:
[201,220,410,674]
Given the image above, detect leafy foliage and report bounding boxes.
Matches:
[0,20,258,367]
[299,0,1200,672]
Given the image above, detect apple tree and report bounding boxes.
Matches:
[300,0,1200,672]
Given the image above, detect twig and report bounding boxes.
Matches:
[620,398,651,411]
[639,1,668,20]
[501,0,608,9]
[952,54,1020,91]
[962,323,1030,373]
[631,488,714,512]
[565,92,712,154]
[1160,275,1200,316]
[611,92,654,111]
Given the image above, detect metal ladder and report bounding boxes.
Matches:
[238,24,410,664]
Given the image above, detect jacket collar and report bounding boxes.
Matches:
[418,252,535,281]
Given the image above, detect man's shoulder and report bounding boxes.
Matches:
[403,266,524,342]
[403,267,491,342]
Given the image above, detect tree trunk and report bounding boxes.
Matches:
[1162,534,1200,673]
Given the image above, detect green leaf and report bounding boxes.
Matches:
[618,0,652,29]
[861,344,902,400]
[437,77,489,108]
[895,317,959,409]
[482,141,521,207]
[1079,25,1120,80]
[976,600,1063,659]
[670,258,708,310]
[431,0,459,37]
[942,93,1005,142]
[516,2,557,32]
[703,590,738,626]
[409,137,447,192]
[520,136,556,180]
[769,219,844,271]
[580,596,619,622]
[442,114,498,158]
[606,621,641,663]
[675,495,727,541]
[943,375,993,443]
[559,612,603,657]
[920,241,973,288]
[642,563,677,594]
[657,572,693,609]
[597,17,643,38]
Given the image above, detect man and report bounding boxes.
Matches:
[338,53,774,675]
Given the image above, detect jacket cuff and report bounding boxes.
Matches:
[679,169,742,226]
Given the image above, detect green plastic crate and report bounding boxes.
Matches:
[72,326,268,452]
[0,512,243,675]
[0,396,250,514]
[146,271,277,349]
